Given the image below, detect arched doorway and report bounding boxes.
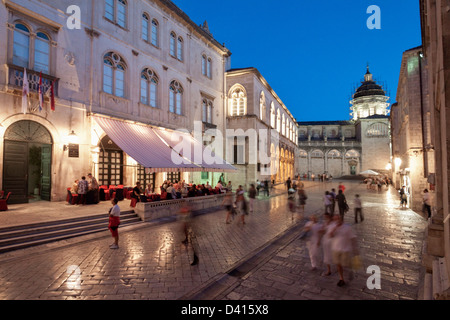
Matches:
[3,120,53,204]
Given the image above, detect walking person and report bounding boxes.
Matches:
[297,188,307,216]
[423,189,432,219]
[108,198,121,249]
[303,215,322,271]
[335,189,349,218]
[323,191,333,215]
[223,190,234,224]
[399,186,407,209]
[248,184,257,213]
[179,200,199,265]
[235,185,247,224]
[329,188,336,216]
[330,215,359,287]
[321,214,338,276]
[354,194,364,223]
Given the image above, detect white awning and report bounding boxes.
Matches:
[94,116,236,173]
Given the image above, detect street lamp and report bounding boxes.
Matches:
[394,158,402,168]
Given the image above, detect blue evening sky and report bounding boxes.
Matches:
[171,0,422,122]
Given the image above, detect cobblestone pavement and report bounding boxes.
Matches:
[0,181,428,302]
[218,182,429,301]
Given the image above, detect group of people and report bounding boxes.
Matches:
[68,173,99,205]
[303,213,359,287]
[223,184,256,225]
[364,176,391,191]
[321,183,363,223]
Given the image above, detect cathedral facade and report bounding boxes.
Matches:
[297,68,391,179]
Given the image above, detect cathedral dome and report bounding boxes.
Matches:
[353,67,386,99]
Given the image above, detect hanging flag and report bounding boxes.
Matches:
[38,72,44,112]
[22,68,29,114]
[50,81,55,112]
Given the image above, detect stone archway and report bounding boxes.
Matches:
[3,120,53,204]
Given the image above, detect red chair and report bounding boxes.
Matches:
[130,198,138,208]
[0,192,12,211]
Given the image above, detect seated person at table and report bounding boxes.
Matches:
[144,185,154,197]
[132,182,146,202]
[166,183,173,200]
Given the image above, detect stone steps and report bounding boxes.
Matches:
[0,211,141,254]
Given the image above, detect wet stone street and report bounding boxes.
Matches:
[0,181,428,302]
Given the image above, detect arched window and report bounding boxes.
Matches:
[169,80,183,115]
[311,150,324,158]
[345,150,360,158]
[229,86,246,116]
[140,68,158,107]
[13,23,30,68]
[367,123,389,137]
[298,149,308,158]
[270,103,276,128]
[151,19,159,47]
[34,32,50,74]
[328,150,341,158]
[276,109,281,133]
[259,92,266,121]
[103,52,126,97]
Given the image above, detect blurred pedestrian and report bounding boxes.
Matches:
[303,215,322,271]
[354,194,364,223]
[235,185,247,224]
[330,188,337,216]
[108,198,121,249]
[179,200,198,265]
[321,214,338,276]
[223,189,234,224]
[248,184,257,213]
[297,188,307,215]
[330,215,359,287]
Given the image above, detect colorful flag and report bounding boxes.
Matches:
[22,68,29,114]
[50,81,55,111]
[38,72,43,112]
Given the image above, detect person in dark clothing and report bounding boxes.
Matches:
[335,189,348,217]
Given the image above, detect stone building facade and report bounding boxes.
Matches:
[391,46,433,213]
[0,0,233,203]
[297,68,391,179]
[419,0,450,297]
[225,68,298,187]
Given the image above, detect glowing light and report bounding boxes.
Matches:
[394,158,402,167]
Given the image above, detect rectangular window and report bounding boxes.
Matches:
[140,78,147,104]
[176,93,182,115]
[103,66,113,94]
[151,21,158,47]
[142,19,148,41]
[115,69,124,97]
[150,82,157,107]
[105,0,114,21]
[117,1,127,28]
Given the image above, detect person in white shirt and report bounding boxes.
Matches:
[354,194,363,223]
[108,198,121,249]
[330,216,359,287]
